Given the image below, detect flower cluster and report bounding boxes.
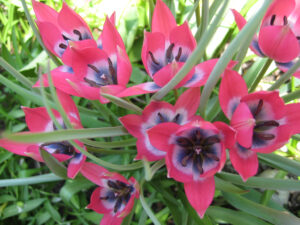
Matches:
[1,0,300,223]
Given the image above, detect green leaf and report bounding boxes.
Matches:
[40,149,68,179]
[207,206,271,225]
[217,172,300,191]
[4,126,129,143]
[59,176,94,207]
[0,195,16,204]
[258,153,300,176]
[44,200,61,223]
[0,173,63,187]
[2,198,46,219]
[215,176,247,194]
[223,192,300,225]
[82,138,136,149]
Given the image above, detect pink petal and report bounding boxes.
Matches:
[87,187,111,214]
[135,137,166,161]
[80,162,108,186]
[100,214,123,225]
[141,31,165,76]
[57,3,92,39]
[231,9,246,30]
[100,16,126,56]
[56,90,82,128]
[152,62,193,88]
[169,21,196,52]
[36,21,66,58]
[118,82,161,97]
[142,101,174,121]
[175,87,201,118]
[152,0,177,37]
[147,122,180,153]
[184,176,215,218]
[219,70,248,119]
[276,61,300,79]
[258,26,299,63]
[100,85,126,103]
[67,153,86,179]
[119,114,143,138]
[231,102,255,149]
[22,107,59,132]
[115,47,132,86]
[229,144,258,181]
[285,103,300,134]
[0,138,32,157]
[32,0,58,24]
[213,121,236,149]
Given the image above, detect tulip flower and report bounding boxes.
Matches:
[32,0,94,58]
[34,15,132,103]
[120,88,201,161]
[81,162,139,225]
[219,69,300,180]
[0,91,86,178]
[232,0,300,77]
[147,120,234,217]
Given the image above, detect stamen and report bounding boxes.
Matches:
[203,135,220,146]
[175,47,182,62]
[283,16,288,25]
[73,29,83,40]
[255,120,279,129]
[84,77,101,87]
[108,180,120,190]
[257,133,275,140]
[157,112,166,123]
[59,43,67,49]
[297,36,300,40]
[107,58,117,84]
[181,152,192,167]
[165,43,175,63]
[100,196,109,200]
[88,64,101,73]
[254,99,263,117]
[62,34,70,41]
[148,51,159,65]
[176,137,193,147]
[194,155,203,174]
[205,153,220,161]
[172,113,180,123]
[270,14,276,25]
[114,198,122,213]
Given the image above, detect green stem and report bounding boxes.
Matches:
[0,57,33,88]
[0,173,63,187]
[20,0,61,67]
[249,58,273,92]
[268,58,300,90]
[86,146,135,154]
[199,0,273,117]
[195,0,201,27]
[148,0,155,29]
[139,180,161,225]
[282,89,300,103]
[186,0,201,22]
[199,0,209,38]
[81,138,136,148]
[151,0,229,101]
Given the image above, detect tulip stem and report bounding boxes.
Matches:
[148,0,155,29]
[249,58,273,92]
[282,89,300,103]
[199,0,209,38]
[20,0,61,67]
[186,0,201,22]
[199,0,273,118]
[195,0,201,27]
[268,58,300,90]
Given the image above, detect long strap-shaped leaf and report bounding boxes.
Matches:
[4,127,128,143]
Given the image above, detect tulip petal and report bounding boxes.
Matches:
[276,60,300,79]
[147,122,180,153]
[175,87,201,118]
[0,139,31,157]
[118,82,161,97]
[32,0,58,23]
[285,103,300,134]
[214,121,236,149]
[81,162,108,186]
[258,26,299,63]
[229,143,258,181]
[119,114,143,138]
[67,153,86,179]
[152,0,177,37]
[219,70,248,119]
[184,176,215,218]
[231,102,255,149]
[100,214,123,225]
[87,187,111,214]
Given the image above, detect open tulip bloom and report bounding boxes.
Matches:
[2,0,300,224]
[233,0,300,77]
[0,91,86,179]
[81,162,139,225]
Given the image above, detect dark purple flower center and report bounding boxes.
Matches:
[252,99,279,143]
[84,58,117,87]
[156,112,181,124]
[59,29,91,50]
[176,129,220,174]
[148,42,188,76]
[100,180,134,213]
[270,14,288,26]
